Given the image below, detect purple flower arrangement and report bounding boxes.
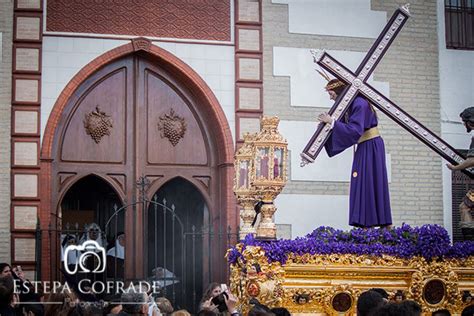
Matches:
[227,224,474,265]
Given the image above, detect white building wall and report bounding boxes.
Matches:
[275,194,351,238]
[41,37,235,140]
[273,47,390,108]
[437,0,474,238]
[272,0,386,38]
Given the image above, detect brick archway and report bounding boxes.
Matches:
[39,38,236,280]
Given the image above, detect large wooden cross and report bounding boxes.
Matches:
[300,4,474,178]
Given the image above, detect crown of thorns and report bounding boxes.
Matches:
[316,69,346,91]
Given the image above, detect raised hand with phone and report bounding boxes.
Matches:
[210,284,229,312]
[209,284,239,315]
[199,283,240,315]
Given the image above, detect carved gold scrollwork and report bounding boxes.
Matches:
[409,271,424,302]
[446,272,460,308]
[228,246,284,315]
[423,279,446,305]
[281,289,319,313]
[407,259,462,312]
[229,245,474,315]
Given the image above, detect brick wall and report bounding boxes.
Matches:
[0,0,13,262]
[263,0,443,227]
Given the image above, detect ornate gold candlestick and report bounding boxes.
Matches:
[250,117,288,240]
[234,133,258,240]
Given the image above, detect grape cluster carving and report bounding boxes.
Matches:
[83,106,113,144]
[157,109,187,146]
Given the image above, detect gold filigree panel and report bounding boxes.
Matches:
[228,246,474,315]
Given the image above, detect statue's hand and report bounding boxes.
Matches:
[318,112,333,124]
[446,163,456,171]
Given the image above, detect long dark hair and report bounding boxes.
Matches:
[200,282,221,303]
[0,263,11,275]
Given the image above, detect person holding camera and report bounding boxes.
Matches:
[199,283,221,311]
[199,283,240,315]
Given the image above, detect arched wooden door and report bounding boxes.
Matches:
[43,48,236,282]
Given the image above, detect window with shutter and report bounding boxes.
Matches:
[445,0,474,50]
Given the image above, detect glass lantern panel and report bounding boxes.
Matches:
[273,148,284,179]
[238,160,249,189]
[256,147,270,179]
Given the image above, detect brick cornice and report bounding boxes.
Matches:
[46,0,230,41]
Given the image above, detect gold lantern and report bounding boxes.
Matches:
[250,116,288,240]
[234,133,258,240]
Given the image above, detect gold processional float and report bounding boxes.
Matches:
[229,116,474,315]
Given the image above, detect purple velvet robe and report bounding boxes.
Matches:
[325,96,392,227]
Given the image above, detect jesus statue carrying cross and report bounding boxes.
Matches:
[316,74,392,228]
[302,4,473,229]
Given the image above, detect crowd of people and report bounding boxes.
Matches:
[1,266,474,316]
[355,289,474,316]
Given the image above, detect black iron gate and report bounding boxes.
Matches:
[37,177,238,313]
[146,197,237,312]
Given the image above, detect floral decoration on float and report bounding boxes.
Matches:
[227,224,474,315]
